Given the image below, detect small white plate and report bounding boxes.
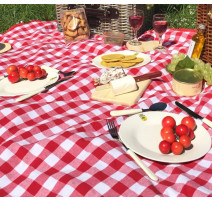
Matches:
[119,111,211,163]
[92,50,151,69]
[0,65,59,97]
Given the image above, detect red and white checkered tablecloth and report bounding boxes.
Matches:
[0,20,212,197]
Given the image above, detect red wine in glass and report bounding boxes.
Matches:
[153,21,168,36]
[129,16,144,31]
[129,9,144,46]
[153,14,168,51]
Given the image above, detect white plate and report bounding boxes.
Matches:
[92,50,151,69]
[119,111,211,163]
[0,65,59,97]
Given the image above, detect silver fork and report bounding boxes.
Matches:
[106,119,158,181]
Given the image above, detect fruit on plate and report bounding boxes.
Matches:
[162,116,176,128]
[7,65,18,74]
[166,53,212,86]
[27,72,36,81]
[181,116,196,130]
[19,68,28,79]
[34,69,43,78]
[159,140,171,154]
[158,115,196,155]
[6,64,47,83]
[8,71,20,83]
[175,124,189,137]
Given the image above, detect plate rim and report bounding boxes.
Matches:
[92,50,151,69]
[119,111,211,163]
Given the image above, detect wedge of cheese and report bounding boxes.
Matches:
[110,75,138,96]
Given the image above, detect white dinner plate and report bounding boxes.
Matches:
[92,50,151,69]
[119,111,211,163]
[0,65,59,97]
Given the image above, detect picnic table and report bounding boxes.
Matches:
[0,20,211,197]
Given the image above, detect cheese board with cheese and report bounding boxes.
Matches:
[91,71,162,106]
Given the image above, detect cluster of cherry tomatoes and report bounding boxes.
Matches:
[159,116,196,155]
[6,64,47,83]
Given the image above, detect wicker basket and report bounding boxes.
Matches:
[197,4,212,64]
[56,4,133,40]
[56,4,154,41]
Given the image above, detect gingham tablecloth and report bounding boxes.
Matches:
[0,20,212,197]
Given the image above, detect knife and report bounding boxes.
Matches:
[16,75,75,102]
[175,101,212,128]
[95,71,162,91]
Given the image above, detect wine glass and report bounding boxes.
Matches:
[129,9,144,46]
[153,14,168,51]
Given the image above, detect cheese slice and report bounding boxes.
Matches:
[110,75,138,96]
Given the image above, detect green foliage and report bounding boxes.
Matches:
[175,56,195,71]
[0,4,56,33]
[155,4,197,29]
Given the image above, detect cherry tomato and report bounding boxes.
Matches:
[160,127,174,139]
[18,66,25,72]
[171,141,184,155]
[179,135,191,148]
[19,68,28,79]
[162,116,176,128]
[33,65,41,72]
[27,72,36,81]
[26,65,34,72]
[34,69,43,78]
[6,65,18,74]
[41,69,47,78]
[163,133,176,143]
[181,116,196,130]
[159,140,171,154]
[8,71,20,83]
[188,128,195,140]
[175,124,189,137]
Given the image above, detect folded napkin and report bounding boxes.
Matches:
[0,43,12,53]
[126,40,159,52]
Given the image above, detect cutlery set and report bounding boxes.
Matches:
[15,70,75,102]
[106,119,159,181]
[175,101,212,128]
[2,63,211,182]
[106,101,212,181]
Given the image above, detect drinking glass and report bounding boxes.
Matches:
[153,14,168,51]
[129,9,144,46]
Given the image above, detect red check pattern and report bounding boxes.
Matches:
[0,20,212,197]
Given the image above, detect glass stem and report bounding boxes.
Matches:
[158,35,162,47]
[134,30,137,41]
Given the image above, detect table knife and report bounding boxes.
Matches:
[96,71,162,91]
[175,101,212,128]
[16,75,74,102]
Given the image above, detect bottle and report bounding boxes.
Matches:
[187,23,206,59]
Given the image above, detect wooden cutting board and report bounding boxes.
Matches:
[91,79,151,106]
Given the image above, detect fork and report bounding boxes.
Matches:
[59,70,75,77]
[106,119,158,181]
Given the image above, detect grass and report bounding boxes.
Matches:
[155,4,197,29]
[0,4,56,33]
[0,4,197,34]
